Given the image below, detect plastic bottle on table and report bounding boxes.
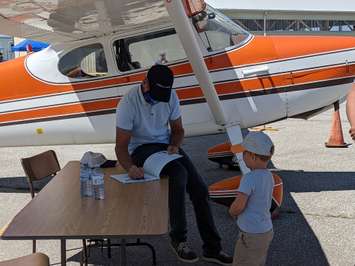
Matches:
[80,163,89,197]
[80,163,93,197]
[92,168,105,200]
[86,170,93,197]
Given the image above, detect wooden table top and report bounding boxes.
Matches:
[2,161,169,240]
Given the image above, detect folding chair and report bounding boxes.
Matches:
[21,150,107,265]
[21,150,60,199]
[0,252,49,266]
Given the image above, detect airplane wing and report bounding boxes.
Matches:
[0,0,249,173]
[0,0,171,43]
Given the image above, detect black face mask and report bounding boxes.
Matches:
[143,91,159,105]
[149,83,172,102]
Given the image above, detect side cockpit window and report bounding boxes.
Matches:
[192,5,250,52]
[113,29,187,72]
[114,39,141,72]
[59,43,108,79]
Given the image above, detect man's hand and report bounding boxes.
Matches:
[167,144,179,154]
[128,165,144,179]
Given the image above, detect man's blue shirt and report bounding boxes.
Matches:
[116,85,181,154]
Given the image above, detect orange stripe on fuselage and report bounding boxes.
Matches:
[0,63,353,125]
[1,35,354,103]
[0,56,147,102]
[0,98,120,124]
[176,64,355,100]
[205,35,355,72]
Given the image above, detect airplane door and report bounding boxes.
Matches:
[207,37,289,129]
[112,29,222,136]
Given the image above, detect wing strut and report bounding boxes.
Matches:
[165,0,249,174]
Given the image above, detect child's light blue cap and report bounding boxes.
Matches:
[241,131,274,156]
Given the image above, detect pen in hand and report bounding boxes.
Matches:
[128,165,144,179]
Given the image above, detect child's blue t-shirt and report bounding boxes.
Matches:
[237,169,274,233]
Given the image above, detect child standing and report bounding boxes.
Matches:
[229,131,275,266]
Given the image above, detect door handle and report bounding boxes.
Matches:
[242,65,269,78]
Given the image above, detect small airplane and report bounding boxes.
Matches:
[0,0,354,213]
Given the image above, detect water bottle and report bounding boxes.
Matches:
[92,168,105,200]
[80,163,88,197]
[80,163,93,197]
[86,170,93,197]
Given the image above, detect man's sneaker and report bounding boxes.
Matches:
[202,251,233,265]
[170,241,199,263]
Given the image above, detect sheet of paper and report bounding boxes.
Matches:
[143,151,182,177]
[111,173,159,184]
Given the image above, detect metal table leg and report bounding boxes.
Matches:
[61,239,66,266]
[120,238,127,266]
[105,238,156,265]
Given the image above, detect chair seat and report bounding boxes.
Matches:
[0,253,49,266]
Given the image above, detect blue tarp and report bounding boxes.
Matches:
[11,39,49,52]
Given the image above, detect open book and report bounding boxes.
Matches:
[111,151,182,184]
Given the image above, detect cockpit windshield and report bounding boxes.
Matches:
[192,5,251,52]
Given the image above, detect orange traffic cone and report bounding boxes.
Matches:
[325,101,350,148]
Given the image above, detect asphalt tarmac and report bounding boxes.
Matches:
[0,105,354,265]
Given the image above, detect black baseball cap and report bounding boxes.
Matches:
[147,64,174,102]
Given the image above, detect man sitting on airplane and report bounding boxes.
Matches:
[115,64,232,265]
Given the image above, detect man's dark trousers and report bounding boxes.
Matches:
[131,143,222,253]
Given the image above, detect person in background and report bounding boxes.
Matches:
[115,64,232,265]
[156,51,168,64]
[229,131,275,266]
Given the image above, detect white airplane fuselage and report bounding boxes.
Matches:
[0,31,354,147]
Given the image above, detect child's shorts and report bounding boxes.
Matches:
[233,229,273,266]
